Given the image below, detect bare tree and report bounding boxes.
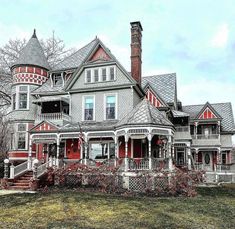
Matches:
[0,114,11,159]
[0,33,76,107]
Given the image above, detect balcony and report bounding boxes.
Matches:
[174,126,191,140]
[35,112,71,125]
[192,134,221,146]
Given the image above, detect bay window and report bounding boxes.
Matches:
[12,85,29,110]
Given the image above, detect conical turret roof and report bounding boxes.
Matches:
[12,29,50,70]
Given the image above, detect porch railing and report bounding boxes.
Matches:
[192,134,219,139]
[10,161,28,179]
[175,126,189,132]
[152,158,169,170]
[37,161,50,178]
[216,164,235,172]
[36,112,71,122]
[128,158,149,170]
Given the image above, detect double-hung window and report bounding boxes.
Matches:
[86,70,91,83]
[84,96,94,121]
[102,68,106,81]
[17,123,27,150]
[106,95,116,120]
[18,86,28,109]
[94,69,99,82]
[110,67,115,81]
[12,93,16,110]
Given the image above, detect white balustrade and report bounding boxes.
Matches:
[10,161,28,179]
[36,112,71,122]
[37,161,50,178]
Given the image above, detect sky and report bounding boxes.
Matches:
[1,0,235,127]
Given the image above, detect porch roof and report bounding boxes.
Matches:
[116,98,174,128]
[32,95,69,104]
[172,110,189,118]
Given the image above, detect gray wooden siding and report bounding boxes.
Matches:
[71,65,133,90]
[71,88,134,123]
[220,134,233,148]
[8,85,38,121]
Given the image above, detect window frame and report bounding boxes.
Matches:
[16,123,28,150]
[82,95,95,121]
[104,93,118,120]
[13,85,30,110]
[85,65,116,84]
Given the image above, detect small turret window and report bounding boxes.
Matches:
[53,74,63,86]
[12,85,29,110]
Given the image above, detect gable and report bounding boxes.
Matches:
[144,86,168,108]
[198,107,218,119]
[30,121,58,132]
[69,64,134,91]
[88,46,111,62]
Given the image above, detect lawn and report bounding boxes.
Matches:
[0,186,234,229]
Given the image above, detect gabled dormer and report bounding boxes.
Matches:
[196,102,221,120]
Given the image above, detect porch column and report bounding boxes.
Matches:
[84,133,88,165]
[28,136,33,170]
[217,121,221,141]
[195,149,199,170]
[114,134,118,167]
[124,134,129,172]
[187,144,191,170]
[195,122,198,139]
[147,134,152,170]
[168,136,173,172]
[56,135,60,168]
[217,148,221,172]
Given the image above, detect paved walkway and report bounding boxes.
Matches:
[0,190,36,195]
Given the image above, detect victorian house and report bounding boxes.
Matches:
[5,22,235,188]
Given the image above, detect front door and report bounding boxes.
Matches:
[203,152,212,171]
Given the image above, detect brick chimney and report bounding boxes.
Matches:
[130,21,143,85]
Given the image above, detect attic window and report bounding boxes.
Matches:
[85,65,116,84]
[53,74,63,86]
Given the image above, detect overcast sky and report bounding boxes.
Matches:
[1,0,235,119]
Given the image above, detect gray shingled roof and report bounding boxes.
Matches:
[12,30,50,70]
[172,110,189,117]
[31,78,65,94]
[116,98,173,127]
[52,38,98,71]
[182,103,235,132]
[142,73,176,104]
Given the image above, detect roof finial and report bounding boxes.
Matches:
[32,29,37,38]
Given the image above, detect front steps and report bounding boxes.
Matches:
[9,171,33,190]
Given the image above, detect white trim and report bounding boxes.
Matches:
[84,65,116,84]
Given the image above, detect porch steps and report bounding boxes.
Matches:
[9,171,33,190]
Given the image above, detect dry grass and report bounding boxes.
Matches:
[0,186,234,229]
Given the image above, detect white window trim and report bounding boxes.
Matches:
[85,65,116,84]
[103,93,118,120]
[82,95,95,121]
[85,69,92,83]
[13,85,30,110]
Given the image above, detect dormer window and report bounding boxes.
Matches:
[53,74,63,86]
[102,68,106,81]
[110,67,115,80]
[85,65,116,83]
[94,69,99,82]
[86,70,91,83]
